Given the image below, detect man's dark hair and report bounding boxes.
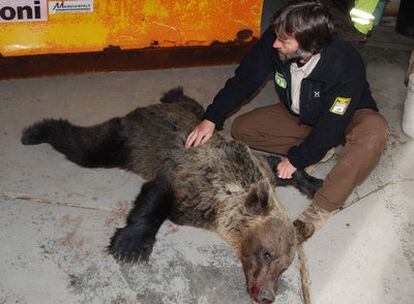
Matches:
[272,0,335,54]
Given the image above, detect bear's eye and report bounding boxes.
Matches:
[261,249,272,263]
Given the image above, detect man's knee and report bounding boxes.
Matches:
[363,114,389,148]
[231,115,251,141]
[350,111,389,149]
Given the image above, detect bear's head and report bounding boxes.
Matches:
[236,181,296,304]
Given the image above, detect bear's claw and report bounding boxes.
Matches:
[108,226,155,263]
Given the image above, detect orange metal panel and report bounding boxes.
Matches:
[0,0,263,57]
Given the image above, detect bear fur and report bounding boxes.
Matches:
[21,87,322,304]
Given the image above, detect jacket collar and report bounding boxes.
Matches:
[306,37,341,82]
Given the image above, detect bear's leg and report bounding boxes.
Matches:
[108,177,173,262]
[21,118,129,168]
[265,155,323,199]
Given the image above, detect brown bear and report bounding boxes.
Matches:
[21,88,322,304]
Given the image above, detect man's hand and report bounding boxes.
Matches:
[277,157,297,179]
[185,119,215,149]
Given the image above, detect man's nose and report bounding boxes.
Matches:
[273,39,281,49]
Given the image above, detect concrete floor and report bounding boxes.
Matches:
[1,25,414,304]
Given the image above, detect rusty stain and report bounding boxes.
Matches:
[103,45,122,52]
[58,215,83,228]
[70,253,90,264]
[185,40,208,46]
[236,29,254,41]
[0,40,257,79]
[57,215,85,248]
[104,201,130,226]
[56,229,85,248]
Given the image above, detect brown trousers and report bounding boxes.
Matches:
[231,103,388,212]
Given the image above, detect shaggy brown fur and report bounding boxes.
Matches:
[21,87,321,304]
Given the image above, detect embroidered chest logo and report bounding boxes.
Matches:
[314,91,320,98]
[330,97,351,115]
[275,72,287,89]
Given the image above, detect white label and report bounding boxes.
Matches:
[331,103,347,114]
[49,0,94,14]
[0,0,48,23]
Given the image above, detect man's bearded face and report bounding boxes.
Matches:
[273,30,307,63]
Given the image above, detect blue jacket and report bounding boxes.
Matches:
[203,26,378,170]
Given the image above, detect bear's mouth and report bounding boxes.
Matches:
[249,283,275,304]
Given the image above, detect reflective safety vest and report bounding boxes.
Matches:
[350,0,380,34]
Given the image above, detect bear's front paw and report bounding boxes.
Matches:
[108,225,156,263]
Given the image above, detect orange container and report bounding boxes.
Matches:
[0,0,263,57]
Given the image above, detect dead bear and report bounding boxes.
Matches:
[21,87,322,304]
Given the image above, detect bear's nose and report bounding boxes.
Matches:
[258,288,275,304]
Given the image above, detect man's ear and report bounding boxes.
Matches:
[245,182,270,215]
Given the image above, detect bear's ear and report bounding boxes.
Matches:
[245,183,270,215]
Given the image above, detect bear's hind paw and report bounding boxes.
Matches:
[21,119,58,145]
[21,125,46,145]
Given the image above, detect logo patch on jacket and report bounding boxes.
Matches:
[330,97,351,115]
[275,72,287,89]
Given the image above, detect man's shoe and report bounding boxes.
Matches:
[294,201,332,244]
